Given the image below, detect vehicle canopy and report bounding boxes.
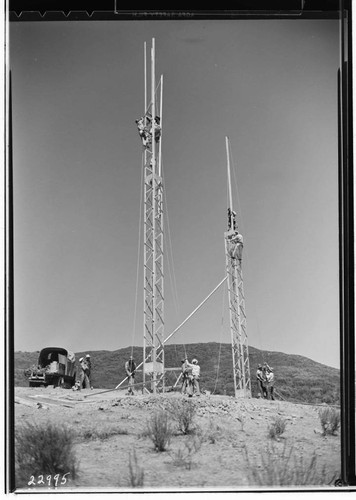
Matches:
[38,347,75,366]
[38,347,76,376]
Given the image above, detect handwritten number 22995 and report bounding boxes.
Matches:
[28,473,70,487]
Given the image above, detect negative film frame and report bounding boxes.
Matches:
[5,0,355,492]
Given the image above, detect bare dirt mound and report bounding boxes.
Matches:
[14,386,341,492]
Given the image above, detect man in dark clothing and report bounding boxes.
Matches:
[79,357,90,389]
[256,364,267,398]
[154,116,161,143]
[125,356,136,395]
[180,358,191,395]
[85,354,93,389]
[263,362,275,400]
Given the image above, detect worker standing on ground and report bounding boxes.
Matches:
[79,357,90,389]
[263,362,275,400]
[256,364,267,398]
[125,355,136,395]
[186,358,201,397]
[85,354,93,390]
[180,358,190,395]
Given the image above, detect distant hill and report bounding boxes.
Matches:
[14,343,340,405]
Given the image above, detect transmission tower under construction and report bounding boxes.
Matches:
[137,39,164,394]
[134,41,250,398]
[224,137,251,398]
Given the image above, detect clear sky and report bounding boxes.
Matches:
[10,19,340,368]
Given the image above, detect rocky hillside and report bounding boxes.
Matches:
[15,343,340,405]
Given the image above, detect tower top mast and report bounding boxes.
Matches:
[226,136,234,213]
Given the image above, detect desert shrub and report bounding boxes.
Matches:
[137,426,152,439]
[197,419,234,444]
[199,419,223,444]
[169,436,202,470]
[128,450,144,488]
[167,399,197,435]
[322,394,334,405]
[82,426,128,441]
[318,407,340,436]
[15,421,78,489]
[268,416,287,440]
[236,413,246,431]
[244,441,338,486]
[145,410,173,451]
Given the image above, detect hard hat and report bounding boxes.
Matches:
[258,364,262,369]
[79,357,83,362]
[192,359,198,364]
[86,354,90,358]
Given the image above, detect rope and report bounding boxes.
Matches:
[112,276,227,392]
[163,276,227,345]
[273,388,340,408]
[212,277,226,394]
[229,143,264,360]
[161,166,187,361]
[162,168,181,319]
[129,156,145,358]
[161,169,181,366]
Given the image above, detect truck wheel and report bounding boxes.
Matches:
[53,378,61,388]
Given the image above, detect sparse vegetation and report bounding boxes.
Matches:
[167,399,197,435]
[244,441,338,486]
[318,406,341,436]
[15,422,78,488]
[169,436,203,470]
[81,426,128,441]
[128,450,144,487]
[236,413,246,432]
[268,416,287,440]
[198,419,223,444]
[14,384,341,490]
[145,410,173,451]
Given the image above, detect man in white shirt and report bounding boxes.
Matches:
[186,358,201,397]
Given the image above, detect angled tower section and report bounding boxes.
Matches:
[224,137,251,398]
[136,39,164,394]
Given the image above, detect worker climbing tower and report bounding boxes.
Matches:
[224,137,251,398]
[137,39,164,394]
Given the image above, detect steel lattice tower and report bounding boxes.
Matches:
[224,137,251,398]
[140,39,164,394]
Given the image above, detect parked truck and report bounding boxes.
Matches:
[25,347,77,388]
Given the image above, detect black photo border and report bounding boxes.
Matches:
[5,1,355,493]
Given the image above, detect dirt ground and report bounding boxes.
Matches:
[14,386,341,493]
